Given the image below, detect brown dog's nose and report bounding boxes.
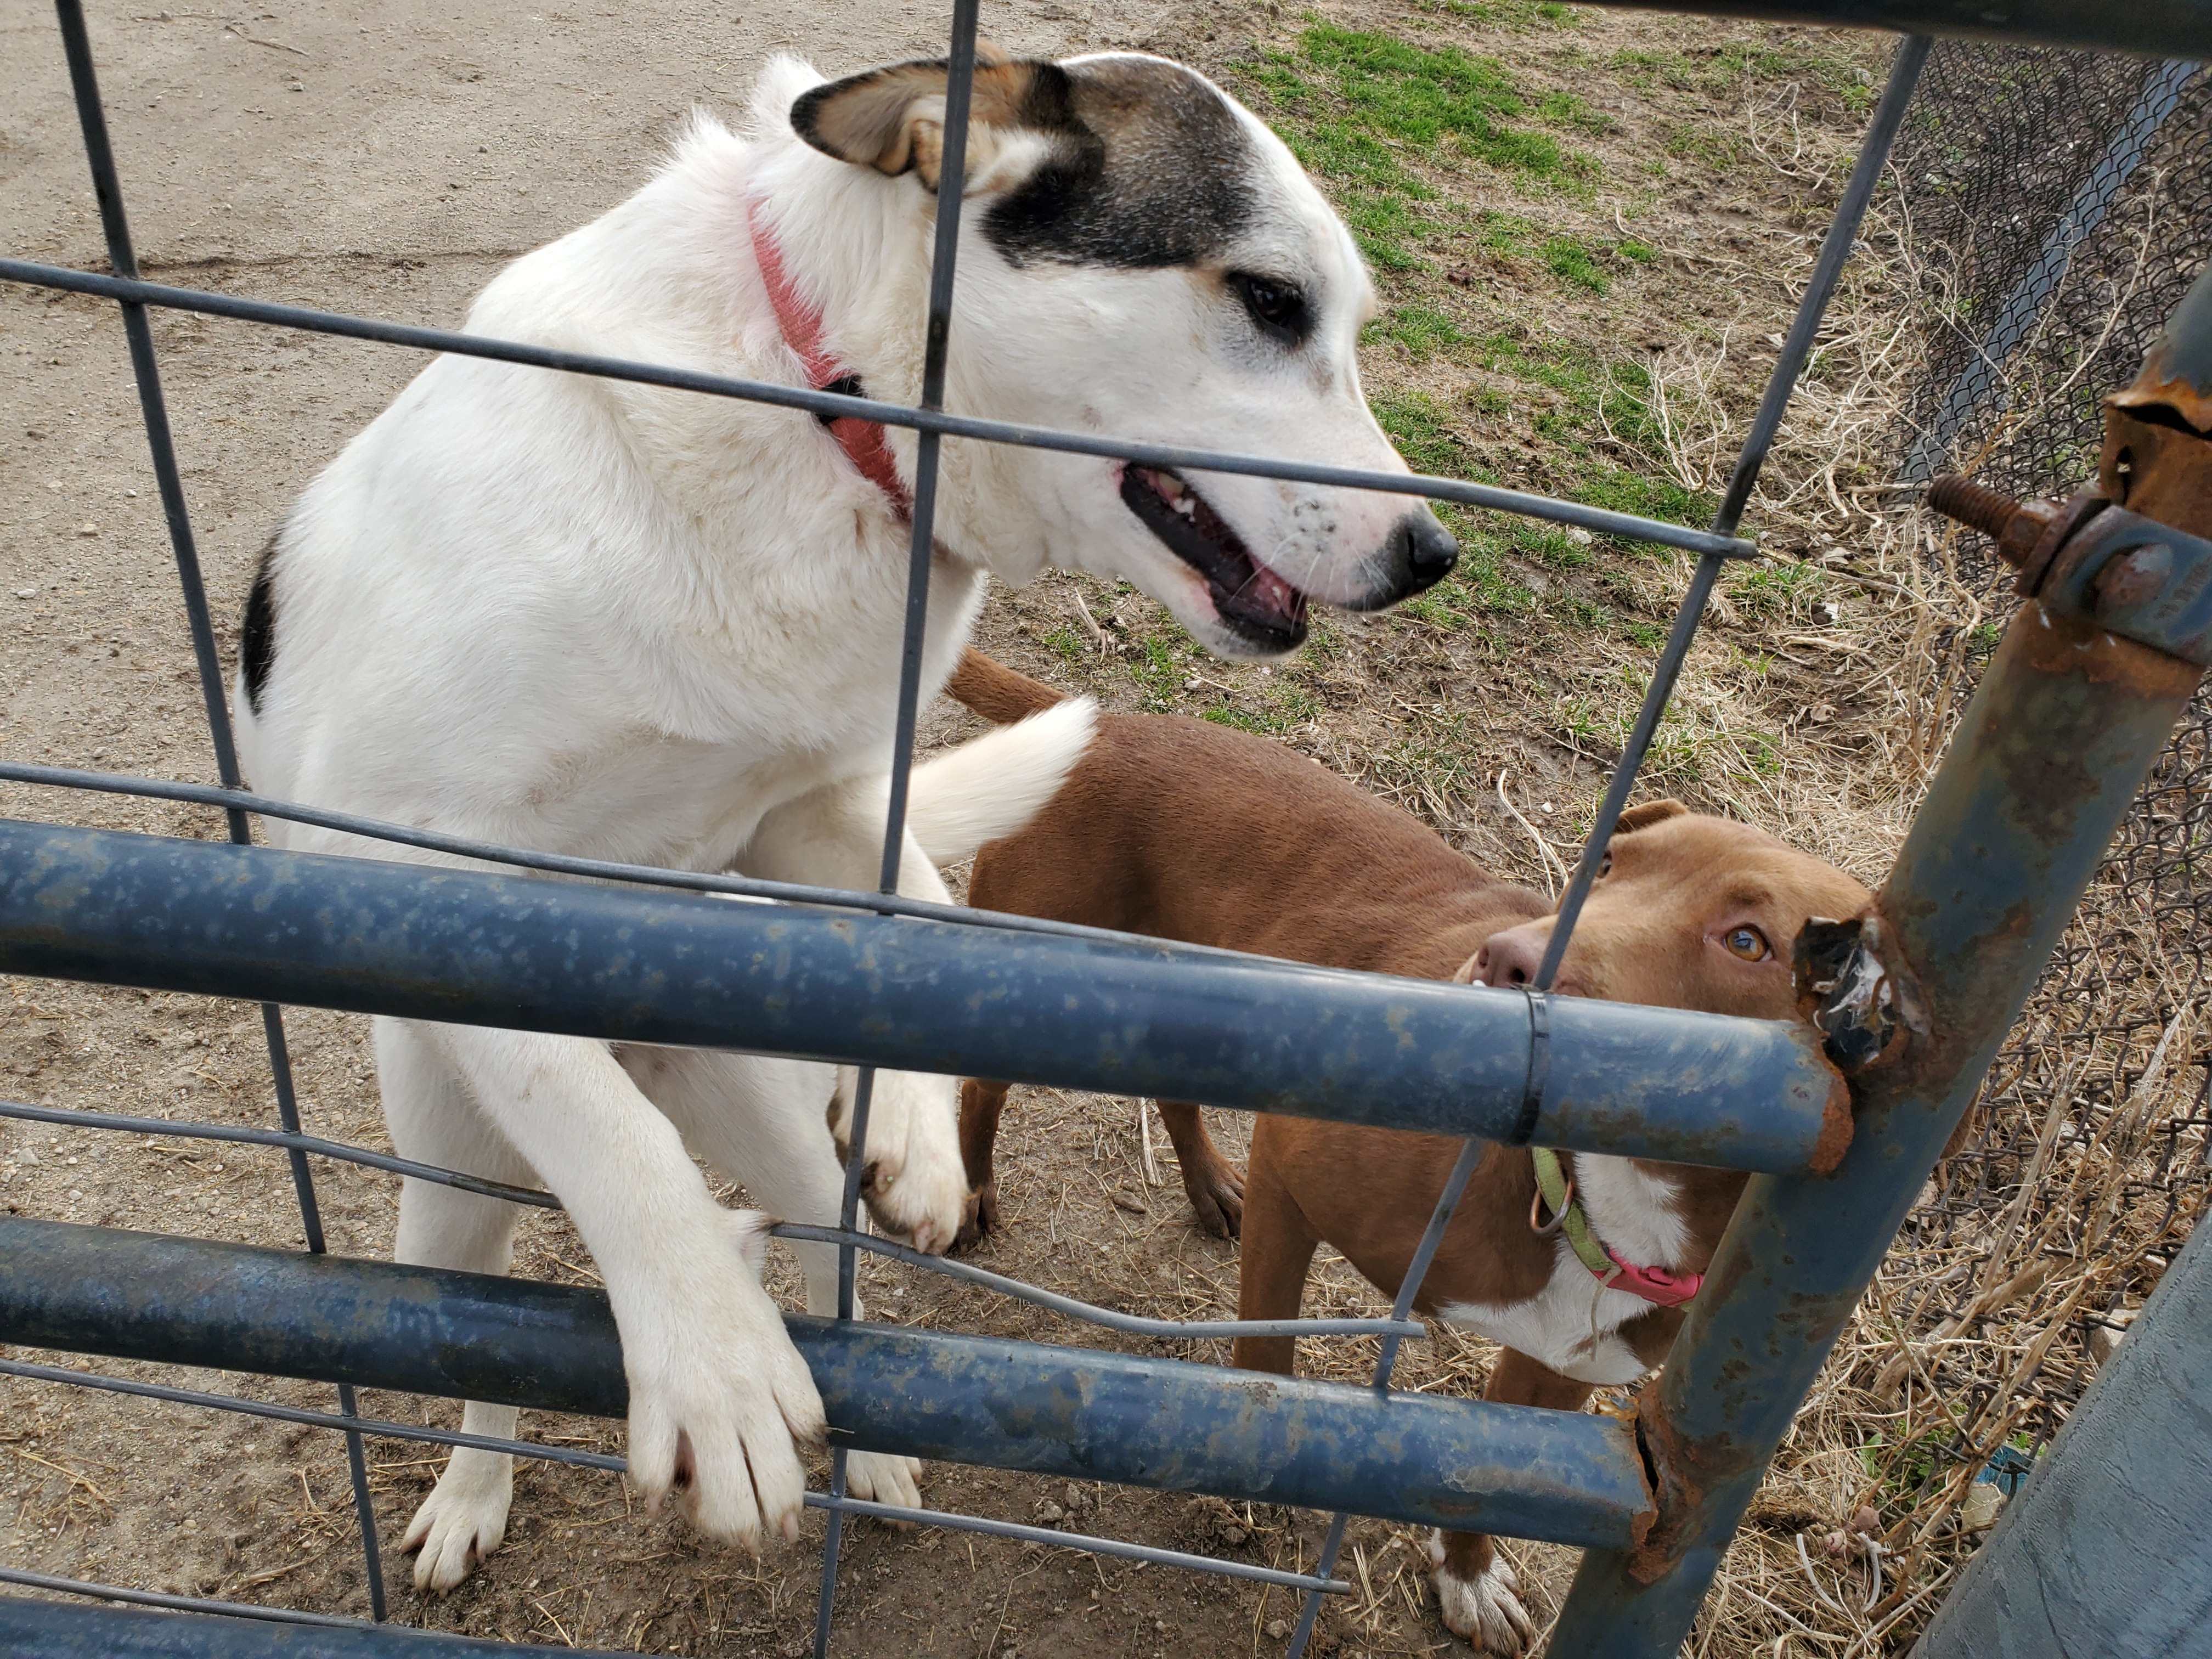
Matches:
[1475,923,1550,988]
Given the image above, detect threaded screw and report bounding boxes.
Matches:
[1927,474,2064,573]
[1927,475,2019,538]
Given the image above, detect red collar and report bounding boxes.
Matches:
[747,201,912,520]
[1596,1246,1704,1308]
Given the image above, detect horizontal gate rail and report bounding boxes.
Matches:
[0,1597,603,1655]
[0,817,1846,1172]
[0,1099,1412,1341]
[0,1218,1657,1550]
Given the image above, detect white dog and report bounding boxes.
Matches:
[233,44,1452,1589]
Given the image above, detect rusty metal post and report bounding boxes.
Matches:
[1547,267,2212,1655]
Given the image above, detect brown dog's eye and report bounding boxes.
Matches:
[1596,853,1613,878]
[1725,926,1770,961]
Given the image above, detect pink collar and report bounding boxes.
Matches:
[746,201,912,520]
[1596,1246,1704,1308]
[1531,1147,1705,1307]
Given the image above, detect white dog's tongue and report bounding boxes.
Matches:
[1244,560,1306,622]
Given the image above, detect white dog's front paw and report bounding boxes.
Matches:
[844,1449,924,1513]
[402,1449,513,1592]
[621,1211,825,1551]
[832,1065,967,1256]
[1427,1531,1535,1655]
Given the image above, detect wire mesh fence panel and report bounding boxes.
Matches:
[3,4,2205,1656]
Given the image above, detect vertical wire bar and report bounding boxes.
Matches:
[49,0,386,1621]
[1532,32,1932,994]
[1289,37,1936,1659]
[813,8,982,1656]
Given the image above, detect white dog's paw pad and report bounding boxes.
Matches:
[1427,1532,1535,1656]
[402,1460,514,1593]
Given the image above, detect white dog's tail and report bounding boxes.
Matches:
[902,696,1096,866]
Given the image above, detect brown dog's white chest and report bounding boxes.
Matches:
[1436,1155,1690,1386]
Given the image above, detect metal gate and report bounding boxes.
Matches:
[1,1,2207,1653]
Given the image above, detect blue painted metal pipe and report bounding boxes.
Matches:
[0,817,1844,1172]
[1544,405,2211,1644]
[0,1597,602,1656]
[1909,1215,2212,1657]
[0,1218,1655,1548]
[1571,0,2209,54]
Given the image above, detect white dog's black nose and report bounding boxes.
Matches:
[1352,509,1459,610]
[1400,510,1459,586]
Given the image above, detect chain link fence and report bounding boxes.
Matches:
[1890,42,2210,1457]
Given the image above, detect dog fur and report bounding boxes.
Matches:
[941,651,1870,1651]
[227,36,1469,1583]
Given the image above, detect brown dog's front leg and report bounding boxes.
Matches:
[1157,1101,1245,1238]
[955,1078,1011,1251]
[1228,1137,1318,1377]
[1427,1349,1594,1655]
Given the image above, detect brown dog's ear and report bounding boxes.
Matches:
[791,45,1058,189]
[1451,951,1482,985]
[1613,798,1689,836]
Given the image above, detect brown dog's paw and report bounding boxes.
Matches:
[1183,1160,1246,1239]
[952,1181,1000,1252]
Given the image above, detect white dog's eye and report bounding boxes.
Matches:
[1228,271,1312,346]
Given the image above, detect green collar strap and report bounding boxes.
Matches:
[1530,1145,1615,1278]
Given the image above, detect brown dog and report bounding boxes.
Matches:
[946,649,1869,1654]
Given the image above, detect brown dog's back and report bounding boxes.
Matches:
[945,649,1546,973]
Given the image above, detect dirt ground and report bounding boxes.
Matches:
[0,2,1940,1654]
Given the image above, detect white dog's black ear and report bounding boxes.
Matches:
[792,44,1066,190]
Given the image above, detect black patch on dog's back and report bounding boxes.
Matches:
[241,531,281,713]
[984,59,1257,270]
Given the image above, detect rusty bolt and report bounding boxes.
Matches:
[1927,475,2061,572]
[2094,542,2173,608]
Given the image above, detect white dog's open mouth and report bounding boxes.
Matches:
[1121,466,1311,652]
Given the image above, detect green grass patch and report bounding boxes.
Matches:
[1664,122,1746,170]
[1537,89,1612,133]
[1468,222,1653,296]
[1543,235,1609,292]
[1415,0,1577,29]
[1726,560,1832,623]
[1201,678,1322,735]
[1365,302,1472,361]
[1127,631,1186,712]
[1372,388,1475,478]
[1254,24,1592,267]
[1610,40,1872,106]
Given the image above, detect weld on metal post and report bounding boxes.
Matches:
[48,0,387,1620]
[1545,262,2212,1656]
